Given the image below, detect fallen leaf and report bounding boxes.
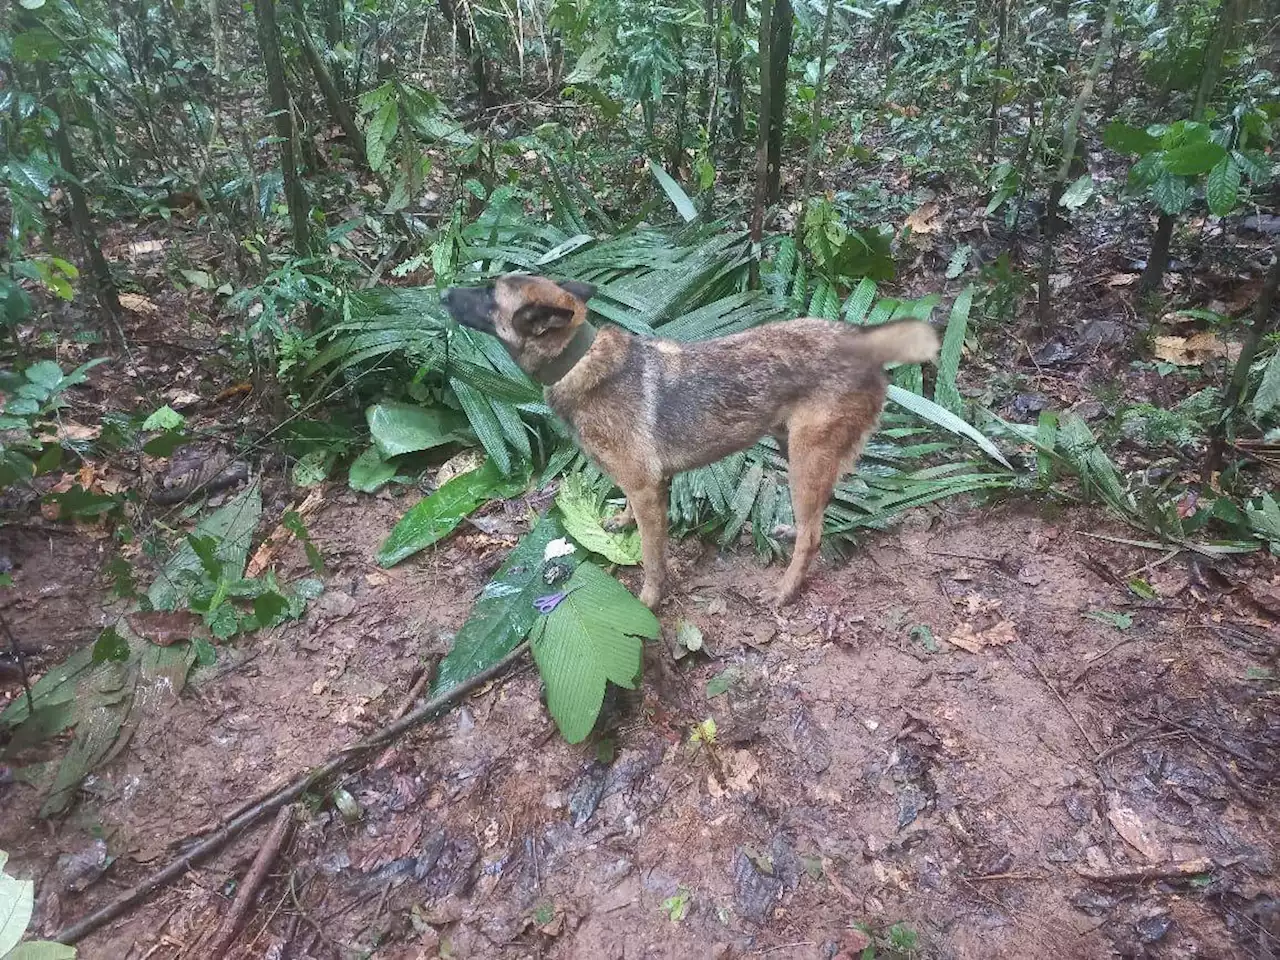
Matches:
[1152,332,1241,366]
[1107,798,1168,862]
[128,240,165,257]
[957,593,1003,616]
[245,487,326,578]
[126,610,209,647]
[167,389,203,411]
[947,620,1018,653]
[905,201,942,235]
[436,448,486,487]
[1107,273,1140,287]
[118,292,160,316]
[56,421,101,442]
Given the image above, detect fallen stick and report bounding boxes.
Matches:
[1075,857,1215,884]
[53,641,531,945]
[203,805,295,958]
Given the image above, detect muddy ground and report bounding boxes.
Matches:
[3,488,1277,960]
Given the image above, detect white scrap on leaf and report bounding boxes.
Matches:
[543,538,575,561]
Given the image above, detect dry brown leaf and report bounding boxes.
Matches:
[436,448,486,487]
[245,487,326,578]
[126,610,209,647]
[1107,798,1168,862]
[1107,273,1140,287]
[904,201,942,235]
[947,620,1018,653]
[957,593,1003,616]
[118,292,160,316]
[56,421,101,442]
[1152,332,1241,366]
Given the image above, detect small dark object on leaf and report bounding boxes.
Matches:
[543,557,575,586]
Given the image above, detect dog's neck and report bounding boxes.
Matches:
[532,320,597,386]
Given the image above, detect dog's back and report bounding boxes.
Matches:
[639,318,938,474]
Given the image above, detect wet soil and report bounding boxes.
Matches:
[3,491,1276,960]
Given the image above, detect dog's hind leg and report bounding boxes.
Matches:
[773,393,881,606]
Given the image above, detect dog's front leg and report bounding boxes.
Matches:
[624,482,669,611]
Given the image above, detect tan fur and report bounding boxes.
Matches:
[442,274,940,610]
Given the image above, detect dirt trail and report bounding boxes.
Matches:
[2,494,1277,960]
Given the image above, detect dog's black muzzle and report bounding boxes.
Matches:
[441,285,497,334]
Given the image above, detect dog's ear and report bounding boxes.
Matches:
[512,301,576,337]
[559,280,596,304]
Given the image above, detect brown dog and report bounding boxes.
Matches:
[442,274,939,609]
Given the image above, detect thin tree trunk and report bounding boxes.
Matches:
[42,73,125,347]
[1036,0,1117,329]
[1205,236,1280,474]
[749,0,774,289]
[290,0,366,165]
[1144,0,1238,293]
[986,0,1007,163]
[799,0,836,207]
[439,0,494,107]
[765,0,793,205]
[726,0,747,159]
[1139,212,1175,293]
[670,29,688,175]
[254,0,311,257]
[701,0,723,219]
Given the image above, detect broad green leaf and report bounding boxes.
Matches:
[433,513,574,694]
[556,474,641,565]
[1205,157,1241,216]
[1252,350,1280,419]
[934,286,972,415]
[377,458,528,567]
[530,562,657,743]
[291,449,333,487]
[348,446,398,492]
[1246,494,1280,549]
[887,386,1011,468]
[0,646,93,729]
[366,97,399,172]
[366,402,471,459]
[1162,140,1227,176]
[8,159,54,197]
[647,159,697,223]
[148,483,262,610]
[24,361,63,392]
[1103,121,1160,156]
[1059,174,1094,209]
[1150,174,1190,215]
[0,851,35,957]
[142,405,185,431]
[7,941,78,959]
[40,664,131,816]
[13,29,61,62]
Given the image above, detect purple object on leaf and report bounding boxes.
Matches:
[534,589,576,615]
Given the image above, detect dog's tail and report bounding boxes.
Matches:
[854,320,940,367]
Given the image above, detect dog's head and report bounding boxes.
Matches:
[442,274,596,377]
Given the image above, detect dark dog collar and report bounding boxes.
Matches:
[533,321,597,386]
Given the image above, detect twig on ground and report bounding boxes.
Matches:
[1075,857,1216,883]
[1025,654,1100,755]
[1093,723,1163,765]
[203,804,295,958]
[966,871,1050,882]
[53,641,532,945]
[1069,635,1140,687]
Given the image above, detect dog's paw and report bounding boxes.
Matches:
[640,583,664,611]
[770,523,797,542]
[604,510,636,533]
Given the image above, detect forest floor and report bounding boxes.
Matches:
[3,484,1279,959]
[2,160,1279,959]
